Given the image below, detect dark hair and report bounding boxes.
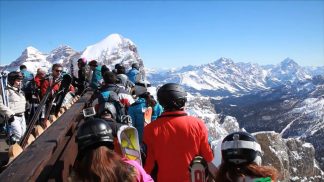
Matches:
[8,71,24,86]
[101,65,110,76]
[116,66,126,75]
[20,65,27,70]
[77,58,87,67]
[74,146,137,182]
[215,162,279,181]
[52,63,63,71]
[89,60,98,67]
[103,71,117,84]
[131,63,139,70]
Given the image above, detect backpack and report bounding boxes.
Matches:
[98,90,126,123]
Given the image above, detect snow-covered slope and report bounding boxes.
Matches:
[147,57,320,97]
[214,76,324,170]
[81,34,143,70]
[1,46,51,73]
[0,34,143,75]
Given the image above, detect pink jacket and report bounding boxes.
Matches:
[123,159,154,182]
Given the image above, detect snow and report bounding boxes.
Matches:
[81,34,125,62]
[291,151,302,160]
[302,142,314,149]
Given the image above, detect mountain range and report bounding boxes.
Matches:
[147,57,323,97]
[0,34,143,76]
[1,33,324,178]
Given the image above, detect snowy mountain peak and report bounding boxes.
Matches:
[80,33,143,71]
[47,45,79,65]
[22,46,44,58]
[50,45,73,52]
[100,33,124,45]
[280,57,299,69]
[214,57,234,66]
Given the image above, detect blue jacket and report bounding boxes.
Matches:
[21,70,34,81]
[90,66,102,89]
[127,68,140,84]
[128,98,146,144]
[128,98,163,144]
[20,69,34,92]
[152,103,163,121]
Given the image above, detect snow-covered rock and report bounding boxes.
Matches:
[255,132,324,181]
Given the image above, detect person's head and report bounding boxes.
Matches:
[89,60,98,70]
[116,65,126,75]
[19,65,27,71]
[101,65,110,76]
[36,68,47,77]
[98,102,117,121]
[7,71,24,88]
[75,118,137,181]
[131,63,139,70]
[76,118,114,155]
[215,131,279,181]
[221,131,262,166]
[51,63,63,78]
[157,83,187,111]
[134,80,150,97]
[77,58,87,67]
[115,63,122,70]
[103,71,117,84]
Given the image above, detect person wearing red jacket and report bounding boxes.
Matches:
[143,83,214,182]
[40,64,74,99]
[34,68,47,89]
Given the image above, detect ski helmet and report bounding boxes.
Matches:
[134,80,151,96]
[157,83,187,110]
[221,131,262,165]
[76,118,114,152]
[131,63,140,70]
[98,102,117,121]
[7,71,24,86]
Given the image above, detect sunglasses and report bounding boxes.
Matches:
[54,70,63,73]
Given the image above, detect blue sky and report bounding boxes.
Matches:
[1,0,323,68]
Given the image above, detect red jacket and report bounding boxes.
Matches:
[34,74,44,88]
[41,78,75,98]
[143,110,213,182]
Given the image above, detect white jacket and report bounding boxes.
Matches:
[0,85,27,121]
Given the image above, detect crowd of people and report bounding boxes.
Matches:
[0,58,280,181]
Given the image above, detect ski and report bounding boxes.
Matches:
[52,74,72,115]
[0,73,10,145]
[117,125,142,165]
[143,106,152,126]
[19,77,63,149]
[189,156,208,182]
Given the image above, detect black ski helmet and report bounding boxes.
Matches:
[157,83,187,110]
[7,71,24,86]
[221,131,262,165]
[76,118,114,153]
[98,102,117,120]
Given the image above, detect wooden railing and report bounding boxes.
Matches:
[0,92,92,181]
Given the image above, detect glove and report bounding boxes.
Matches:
[8,115,15,123]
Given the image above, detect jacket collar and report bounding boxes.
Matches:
[161,110,187,117]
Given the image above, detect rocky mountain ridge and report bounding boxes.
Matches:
[0,34,143,75]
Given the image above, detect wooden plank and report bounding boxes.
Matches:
[0,92,92,181]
